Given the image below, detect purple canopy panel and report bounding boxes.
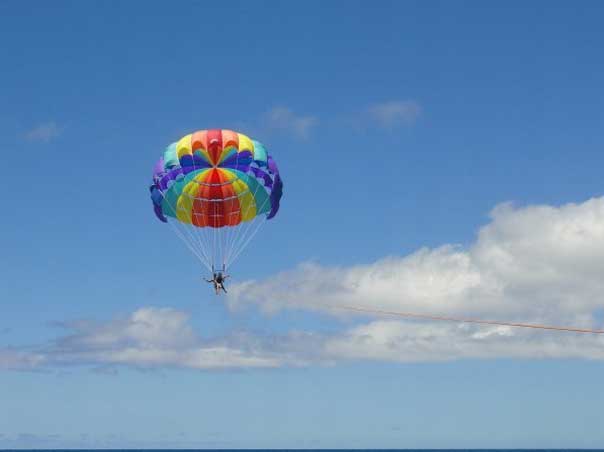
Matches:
[153,203,168,223]
[251,167,274,188]
[221,150,253,172]
[152,156,165,180]
[159,167,185,191]
[267,155,279,175]
[150,186,164,205]
[267,174,283,220]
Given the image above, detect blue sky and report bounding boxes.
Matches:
[1,1,604,448]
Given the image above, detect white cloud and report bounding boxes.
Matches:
[263,107,318,139]
[228,247,485,317]
[368,100,421,127]
[323,320,604,363]
[229,197,604,323]
[24,121,62,142]
[1,308,331,372]
[57,307,198,350]
[2,304,604,372]
[35,308,283,370]
[228,196,604,360]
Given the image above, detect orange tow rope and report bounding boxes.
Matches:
[337,306,604,334]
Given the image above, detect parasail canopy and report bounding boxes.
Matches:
[149,129,283,272]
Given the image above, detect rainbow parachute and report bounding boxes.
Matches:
[149,129,283,271]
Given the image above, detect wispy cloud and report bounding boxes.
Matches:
[24,121,62,142]
[1,308,288,372]
[51,307,283,370]
[368,100,421,128]
[0,348,46,371]
[262,107,318,139]
[3,305,604,373]
[238,101,422,140]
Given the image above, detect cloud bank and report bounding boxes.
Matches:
[3,197,604,372]
[227,196,604,363]
[229,197,604,327]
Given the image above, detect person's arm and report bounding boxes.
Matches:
[223,275,230,280]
